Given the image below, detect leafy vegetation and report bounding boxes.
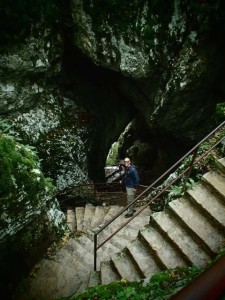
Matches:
[149,124,225,212]
[106,142,119,165]
[0,124,66,299]
[216,102,225,122]
[56,245,225,300]
[58,265,203,300]
[0,133,55,200]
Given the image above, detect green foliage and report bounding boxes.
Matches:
[216,102,225,121]
[58,266,202,300]
[0,134,56,210]
[0,118,12,133]
[168,184,183,198]
[106,142,119,165]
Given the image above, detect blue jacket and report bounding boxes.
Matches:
[124,165,139,189]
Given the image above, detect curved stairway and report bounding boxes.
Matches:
[19,158,225,300]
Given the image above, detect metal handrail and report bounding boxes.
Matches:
[94,120,225,271]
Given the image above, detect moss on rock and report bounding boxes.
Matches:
[0,132,67,298]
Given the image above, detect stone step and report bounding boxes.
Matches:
[152,211,210,267]
[67,236,95,269]
[91,206,110,228]
[23,259,84,300]
[75,207,85,231]
[100,241,121,258]
[88,271,101,288]
[169,197,225,254]
[53,239,90,271]
[96,215,150,254]
[100,261,120,285]
[103,205,124,224]
[92,205,124,233]
[217,157,225,174]
[188,182,225,232]
[111,250,142,281]
[19,159,225,300]
[98,215,148,244]
[140,226,187,269]
[96,205,151,239]
[73,236,120,279]
[106,232,134,251]
[203,171,225,200]
[126,237,161,278]
[66,209,76,232]
[82,204,96,232]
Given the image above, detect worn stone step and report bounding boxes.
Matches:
[53,239,90,271]
[98,230,131,253]
[152,211,210,267]
[82,204,96,232]
[217,157,225,174]
[203,171,225,200]
[109,233,134,250]
[93,209,124,234]
[68,236,95,269]
[88,271,100,288]
[103,205,124,224]
[75,207,85,231]
[66,209,76,232]
[100,241,121,259]
[22,259,84,300]
[111,250,142,281]
[117,223,145,242]
[169,197,225,254]
[100,261,120,285]
[127,237,161,278]
[140,226,187,269]
[91,206,110,229]
[75,234,115,267]
[98,216,148,245]
[96,216,149,255]
[96,205,151,242]
[188,182,225,232]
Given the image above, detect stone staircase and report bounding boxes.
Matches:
[19,158,225,300]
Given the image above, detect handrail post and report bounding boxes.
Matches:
[94,233,97,271]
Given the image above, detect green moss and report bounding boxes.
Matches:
[216,102,225,121]
[0,133,59,241]
[106,142,119,165]
[0,134,55,200]
[0,132,66,299]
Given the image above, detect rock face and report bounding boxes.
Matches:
[0,1,225,298]
[1,1,225,186]
[0,11,93,190]
[71,0,225,144]
[0,133,67,298]
[6,89,91,190]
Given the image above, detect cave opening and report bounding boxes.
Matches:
[57,39,191,185]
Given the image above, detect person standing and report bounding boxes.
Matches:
[120,157,139,218]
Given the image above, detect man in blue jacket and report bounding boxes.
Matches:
[121,157,139,218]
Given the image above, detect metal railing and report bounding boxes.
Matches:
[94,120,225,271]
[57,180,148,211]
